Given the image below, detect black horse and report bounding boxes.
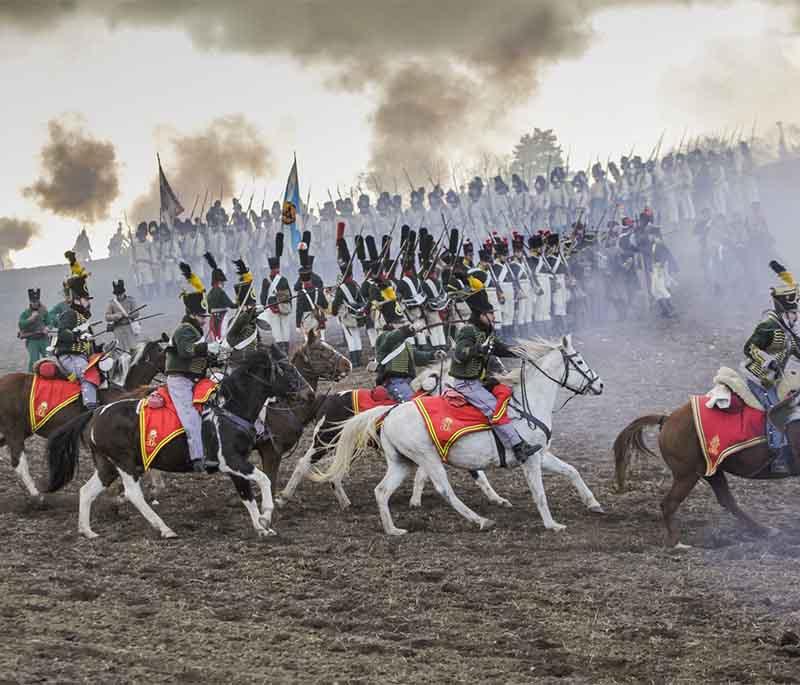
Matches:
[46,345,313,539]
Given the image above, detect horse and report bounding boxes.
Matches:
[0,339,166,500]
[614,368,800,548]
[45,345,313,539]
[315,336,605,534]
[254,330,352,492]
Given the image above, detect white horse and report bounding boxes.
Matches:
[314,335,605,534]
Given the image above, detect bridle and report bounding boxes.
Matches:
[519,347,599,397]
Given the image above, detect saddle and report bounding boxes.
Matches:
[33,353,104,387]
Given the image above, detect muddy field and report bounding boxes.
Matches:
[2,279,800,683]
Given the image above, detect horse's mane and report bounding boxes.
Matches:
[512,337,560,361]
[130,341,148,367]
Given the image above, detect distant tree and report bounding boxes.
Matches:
[511,129,565,182]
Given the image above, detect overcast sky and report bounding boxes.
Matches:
[1,0,797,268]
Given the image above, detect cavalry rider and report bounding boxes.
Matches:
[170,264,213,472]
[332,225,368,368]
[743,261,800,473]
[55,253,98,411]
[449,280,541,465]
[374,301,440,403]
[226,258,259,361]
[104,279,140,354]
[294,232,328,340]
[204,251,236,342]
[19,288,50,372]
[260,232,292,355]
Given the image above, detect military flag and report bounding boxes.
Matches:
[157,153,184,231]
[282,154,302,249]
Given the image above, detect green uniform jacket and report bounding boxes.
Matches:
[226,309,259,360]
[375,325,434,382]
[19,306,50,340]
[450,324,514,380]
[55,307,92,357]
[166,318,208,378]
[207,286,236,311]
[744,311,799,386]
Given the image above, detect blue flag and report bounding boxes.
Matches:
[282,156,302,250]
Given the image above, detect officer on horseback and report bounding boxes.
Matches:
[170,264,213,472]
[55,252,97,411]
[449,279,541,464]
[743,261,800,473]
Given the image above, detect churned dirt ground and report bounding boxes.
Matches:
[2,280,800,683]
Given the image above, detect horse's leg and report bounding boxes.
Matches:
[521,450,564,530]
[218,460,275,531]
[470,470,513,508]
[541,449,604,513]
[661,473,700,548]
[276,418,324,506]
[79,454,118,539]
[228,473,275,537]
[331,475,352,510]
[422,459,495,531]
[409,467,428,508]
[117,469,177,539]
[256,443,281,497]
[375,445,413,535]
[7,431,40,500]
[706,471,768,536]
[147,470,166,499]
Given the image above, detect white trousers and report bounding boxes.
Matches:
[340,318,363,352]
[265,310,293,343]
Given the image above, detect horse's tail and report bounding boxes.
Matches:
[309,405,393,483]
[46,411,94,493]
[613,414,667,491]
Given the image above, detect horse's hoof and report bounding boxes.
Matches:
[479,518,496,531]
[258,515,273,530]
[151,499,160,507]
[338,500,351,511]
[494,498,513,509]
[274,495,288,509]
[672,542,692,550]
[546,522,566,532]
[257,527,278,538]
[588,504,606,514]
[161,529,178,539]
[387,528,408,536]
[31,494,46,509]
[79,528,99,540]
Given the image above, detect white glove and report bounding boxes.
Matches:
[433,349,448,360]
[411,319,425,333]
[73,321,91,334]
[79,332,93,342]
[206,341,222,355]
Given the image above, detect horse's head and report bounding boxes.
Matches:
[291,330,352,385]
[559,334,604,396]
[126,335,167,388]
[778,367,800,402]
[269,344,315,404]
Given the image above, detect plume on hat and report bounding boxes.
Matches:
[179,262,205,293]
[64,250,88,278]
[204,252,218,270]
[770,260,796,287]
[233,258,253,283]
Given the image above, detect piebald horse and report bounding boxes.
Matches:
[315,336,604,534]
[0,340,165,500]
[45,345,313,539]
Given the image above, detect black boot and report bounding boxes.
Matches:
[350,351,361,368]
[513,440,542,465]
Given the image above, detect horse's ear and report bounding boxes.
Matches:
[159,332,169,343]
[562,334,572,349]
[307,328,316,346]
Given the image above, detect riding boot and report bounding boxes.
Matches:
[278,341,290,356]
[350,351,361,368]
[513,440,542,465]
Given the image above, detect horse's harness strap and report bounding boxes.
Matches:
[212,405,256,441]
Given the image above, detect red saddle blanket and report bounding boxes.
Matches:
[351,387,398,414]
[138,379,218,469]
[690,394,767,476]
[29,376,82,432]
[413,384,512,462]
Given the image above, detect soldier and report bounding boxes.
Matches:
[226,258,260,361]
[374,317,437,402]
[356,193,377,239]
[449,282,541,463]
[396,227,428,348]
[203,252,235,342]
[168,265,213,472]
[528,234,552,335]
[108,222,127,258]
[49,282,72,332]
[424,188,447,233]
[547,234,569,334]
[510,173,532,225]
[359,235,381,349]
[419,228,449,351]
[589,163,610,229]
[260,233,292,355]
[294,231,328,340]
[55,255,97,411]
[474,241,504,329]
[18,288,50,371]
[532,175,550,231]
[570,171,590,228]
[511,232,535,337]
[131,222,155,299]
[648,226,676,319]
[493,235,516,334]
[104,279,140,355]
[156,222,180,295]
[465,177,489,232]
[404,189,426,229]
[549,167,570,235]
[332,224,368,367]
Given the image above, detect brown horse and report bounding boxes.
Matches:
[253,330,352,492]
[0,340,165,500]
[614,395,800,548]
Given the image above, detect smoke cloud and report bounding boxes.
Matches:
[0,217,41,267]
[129,114,272,224]
[23,116,120,224]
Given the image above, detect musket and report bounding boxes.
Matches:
[327,188,334,203]
[237,183,246,204]
[199,189,209,220]
[123,211,141,284]
[336,221,368,288]
[246,191,255,214]
[418,221,450,283]
[402,168,415,194]
[261,188,266,215]
[189,194,200,220]
[336,186,343,201]
[218,183,223,203]
[750,118,758,146]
